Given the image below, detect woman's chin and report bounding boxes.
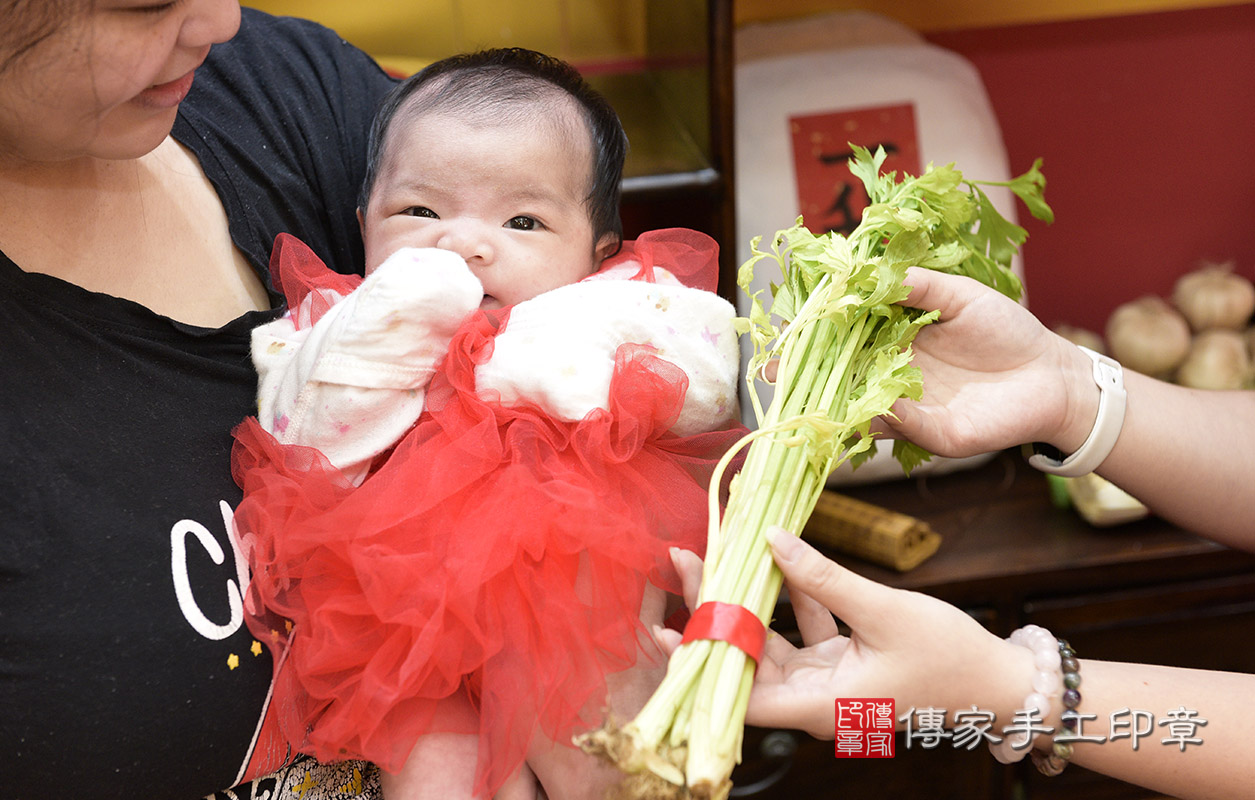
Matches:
[89,107,180,162]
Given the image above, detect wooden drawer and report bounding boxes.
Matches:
[1024,572,1255,673]
[1017,573,1255,799]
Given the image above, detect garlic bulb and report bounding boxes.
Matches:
[1171,262,1255,331]
[1104,295,1191,377]
[1176,329,1252,390]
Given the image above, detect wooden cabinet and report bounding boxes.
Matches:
[729,450,1255,799]
[597,0,737,300]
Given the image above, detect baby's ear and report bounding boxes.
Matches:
[355,207,365,233]
[594,232,619,262]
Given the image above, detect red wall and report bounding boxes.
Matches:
[927,4,1255,335]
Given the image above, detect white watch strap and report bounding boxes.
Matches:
[1027,346,1126,478]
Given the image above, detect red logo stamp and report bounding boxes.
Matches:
[835,699,895,758]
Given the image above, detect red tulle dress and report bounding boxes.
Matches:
[231,231,747,797]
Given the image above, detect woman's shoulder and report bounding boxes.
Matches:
[230,8,387,67]
[190,8,395,116]
[176,9,397,278]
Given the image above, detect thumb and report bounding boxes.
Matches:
[901,266,971,320]
[766,527,898,633]
[669,547,703,612]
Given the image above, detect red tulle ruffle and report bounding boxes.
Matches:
[233,235,744,796]
[602,227,724,293]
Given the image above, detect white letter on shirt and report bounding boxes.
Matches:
[171,507,245,640]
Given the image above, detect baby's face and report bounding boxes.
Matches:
[360,103,612,309]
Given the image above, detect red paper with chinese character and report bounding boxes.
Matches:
[789,103,920,236]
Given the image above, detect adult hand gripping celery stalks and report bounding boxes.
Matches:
[578,145,1054,799]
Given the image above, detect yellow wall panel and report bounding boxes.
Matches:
[563,1,647,64]
[456,0,566,56]
[244,0,647,72]
[246,1,455,59]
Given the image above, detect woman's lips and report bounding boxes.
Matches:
[135,70,195,109]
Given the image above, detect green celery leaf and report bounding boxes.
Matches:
[1003,158,1054,224]
[970,185,1028,267]
[892,439,933,474]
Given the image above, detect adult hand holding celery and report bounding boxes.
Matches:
[578,145,1053,799]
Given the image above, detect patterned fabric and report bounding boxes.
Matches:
[205,757,381,800]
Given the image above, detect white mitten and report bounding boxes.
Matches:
[254,247,482,484]
[477,279,740,436]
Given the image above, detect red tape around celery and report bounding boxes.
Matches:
[679,601,767,662]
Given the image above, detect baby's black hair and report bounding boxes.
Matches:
[359,47,628,254]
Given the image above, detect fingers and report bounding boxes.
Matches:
[745,685,835,739]
[761,358,779,384]
[669,547,702,612]
[765,527,899,636]
[900,267,988,322]
[639,582,667,628]
[758,631,797,672]
[786,580,840,646]
[665,544,801,675]
[900,267,958,317]
[669,539,843,648]
[652,624,684,656]
[866,414,900,439]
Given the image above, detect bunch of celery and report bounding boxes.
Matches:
[578,146,1052,799]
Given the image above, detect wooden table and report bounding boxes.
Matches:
[730,449,1255,799]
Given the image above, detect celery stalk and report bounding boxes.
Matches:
[577,146,1053,798]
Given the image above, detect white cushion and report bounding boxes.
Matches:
[734,11,1024,484]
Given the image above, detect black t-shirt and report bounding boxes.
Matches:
[0,10,396,799]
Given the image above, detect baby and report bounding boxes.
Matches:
[232,48,745,799]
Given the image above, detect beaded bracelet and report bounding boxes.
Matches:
[1032,638,1082,777]
[989,624,1062,765]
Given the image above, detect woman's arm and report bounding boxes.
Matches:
[1056,658,1255,800]
[880,267,1255,546]
[1096,371,1255,547]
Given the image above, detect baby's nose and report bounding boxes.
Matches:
[435,222,494,265]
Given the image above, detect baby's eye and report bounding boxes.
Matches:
[505,216,539,231]
[403,206,438,219]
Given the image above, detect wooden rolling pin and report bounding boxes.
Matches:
[803,491,941,571]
